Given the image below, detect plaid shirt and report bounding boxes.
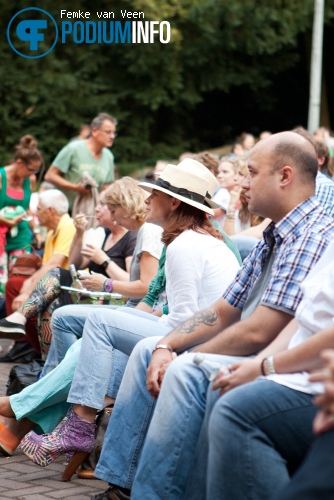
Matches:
[316,171,334,217]
[224,196,334,314]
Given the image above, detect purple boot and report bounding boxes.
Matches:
[20,407,96,468]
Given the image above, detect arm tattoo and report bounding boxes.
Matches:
[175,309,218,335]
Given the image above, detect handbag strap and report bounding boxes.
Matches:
[20,244,36,255]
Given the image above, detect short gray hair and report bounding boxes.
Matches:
[90,113,117,130]
[39,189,69,215]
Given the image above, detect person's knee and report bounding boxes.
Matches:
[50,306,65,328]
[131,336,161,364]
[160,354,213,407]
[164,354,203,384]
[51,305,87,334]
[208,381,270,433]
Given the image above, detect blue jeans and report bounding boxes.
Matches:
[231,235,259,261]
[205,379,316,500]
[10,341,82,434]
[273,430,334,500]
[95,345,241,495]
[67,309,172,410]
[42,304,112,376]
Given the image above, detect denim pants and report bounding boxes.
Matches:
[11,307,168,433]
[95,345,242,496]
[231,235,259,261]
[273,430,334,500]
[42,304,117,376]
[67,308,172,410]
[205,379,317,500]
[10,341,81,434]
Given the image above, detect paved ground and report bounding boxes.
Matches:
[0,340,108,499]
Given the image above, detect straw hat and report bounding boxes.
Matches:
[139,159,219,215]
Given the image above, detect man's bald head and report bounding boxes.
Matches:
[252,131,318,184]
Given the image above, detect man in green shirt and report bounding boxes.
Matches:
[45,113,116,208]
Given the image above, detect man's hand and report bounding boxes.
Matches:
[12,292,30,311]
[74,183,91,195]
[310,350,334,434]
[34,233,44,249]
[146,349,175,399]
[211,358,261,396]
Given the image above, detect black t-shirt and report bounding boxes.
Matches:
[88,228,138,276]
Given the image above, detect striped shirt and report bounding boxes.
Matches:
[316,171,334,217]
[223,196,334,314]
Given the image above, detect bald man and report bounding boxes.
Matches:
[92,132,334,500]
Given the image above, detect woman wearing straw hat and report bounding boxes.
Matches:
[13,159,240,476]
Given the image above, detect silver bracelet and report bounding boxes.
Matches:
[152,344,173,354]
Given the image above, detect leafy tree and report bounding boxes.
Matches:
[0,0,333,175]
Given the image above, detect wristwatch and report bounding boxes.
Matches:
[101,258,111,270]
[261,356,276,376]
[104,279,114,293]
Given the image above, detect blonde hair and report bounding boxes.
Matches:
[219,157,238,173]
[235,158,249,177]
[105,177,146,222]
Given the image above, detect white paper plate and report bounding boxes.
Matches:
[60,286,123,299]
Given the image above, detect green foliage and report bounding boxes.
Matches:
[0,0,332,172]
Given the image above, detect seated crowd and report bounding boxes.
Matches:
[0,122,334,500]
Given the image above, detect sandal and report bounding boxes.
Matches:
[0,423,21,456]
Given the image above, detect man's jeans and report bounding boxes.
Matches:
[95,343,242,496]
[205,379,316,500]
[95,344,317,500]
[273,430,334,500]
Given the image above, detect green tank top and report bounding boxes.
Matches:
[0,168,31,251]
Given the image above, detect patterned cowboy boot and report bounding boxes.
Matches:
[20,407,96,469]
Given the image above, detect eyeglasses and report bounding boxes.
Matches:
[24,162,40,174]
[100,129,118,138]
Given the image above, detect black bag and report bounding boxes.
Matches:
[79,406,113,472]
[0,297,6,320]
[6,359,44,396]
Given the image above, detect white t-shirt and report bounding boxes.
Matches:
[126,223,163,308]
[159,229,240,328]
[267,239,334,395]
[212,188,230,227]
[234,210,251,234]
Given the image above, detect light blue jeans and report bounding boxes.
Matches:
[205,379,316,500]
[10,341,81,434]
[94,341,242,496]
[67,308,172,410]
[42,304,117,376]
[231,235,259,261]
[11,307,170,433]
